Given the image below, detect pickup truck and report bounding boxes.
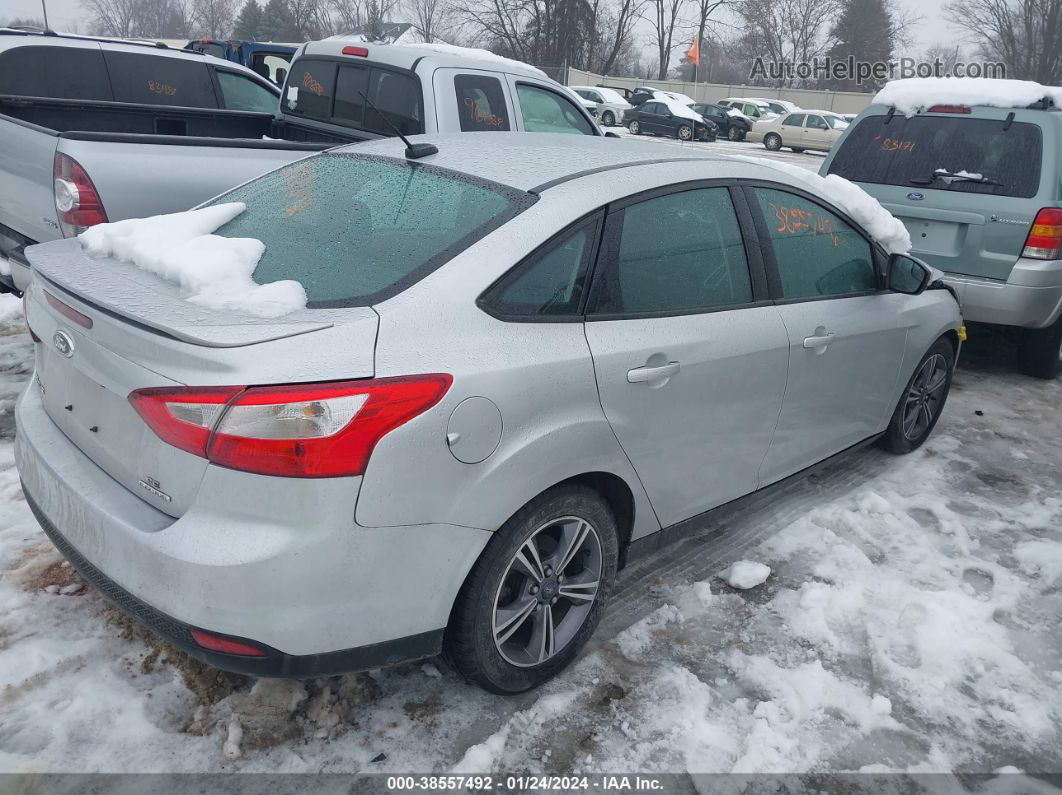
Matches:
[0,31,602,293]
[184,39,297,84]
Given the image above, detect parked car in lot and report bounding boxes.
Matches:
[689,102,753,141]
[18,133,961,692]
[184,39,297,84]
[823,83,1062,377]
[570,85,632,126]
[744,97,801,116]
[0,31,601,293]
[718,98,779,121]
[749,110,849,152]
[625,98,716,141]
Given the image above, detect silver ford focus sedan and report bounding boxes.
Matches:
[16,134,962,693]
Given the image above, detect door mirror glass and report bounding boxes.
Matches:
[888,253,931,295]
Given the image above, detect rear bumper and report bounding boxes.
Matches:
[15,380,492,673]
[944,265,1062,329]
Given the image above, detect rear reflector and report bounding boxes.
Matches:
[926,104,971,114]
[44,290,93,329]
[191,629,267,657]
[342,45,369,57]
[22,291,41,343]
[129,375,452,477]
[53,153,108,237]
[1022,207,1062,260]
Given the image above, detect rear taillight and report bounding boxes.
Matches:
[342,45,369,57]
[53,153,108,237]
[129,375,452,477]
[1022,208,1062,260]
[190,629,266,657]
[926,104,971,114]
[22,289,40,343]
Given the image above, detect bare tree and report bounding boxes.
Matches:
[921,42,965,72]
[647,0,688,78]
[590,0,647,74]
[689,0,727,80]
[736,0,837,85]
[81,0,141,36]
[404,0,452,40]
[945,0,1062,83]
[190,0,238,37]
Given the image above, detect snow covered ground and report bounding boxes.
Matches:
[1,293,1061,778]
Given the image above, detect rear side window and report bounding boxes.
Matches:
[827,114,1043,198]
[456,74,510,131]
[104,51,218,108]
[782,114,805,127]
[333,65,422,135]
[590,188,752,315]
[753,188,876,299]
[0,45,113,101]
[516,83,594,135]
[482,218,599,316]
[212,154,536,307]
[287,59,336,119]
[217,71,277,112]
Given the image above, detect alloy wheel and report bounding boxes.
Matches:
[678,125,692,140]
[628,121,640,135]
[602,111,615,126]
[492,516,602,667]
[902,353,948,440]
[728,126,742,141]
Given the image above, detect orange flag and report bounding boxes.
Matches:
[686,37,700,66]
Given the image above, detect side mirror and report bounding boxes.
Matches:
[887,253,932,295]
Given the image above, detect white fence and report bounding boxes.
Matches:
[565,68,877,114]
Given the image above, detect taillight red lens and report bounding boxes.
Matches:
[190,629,267,657]
[129,375,452,477]
[1022,208,1062,260]
[926,105,971,114]
[53,153,108,237]
[44,290,93,329]
[22,290,41,343]
[342,45,369,57]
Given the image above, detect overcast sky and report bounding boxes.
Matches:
[6,0,964,64]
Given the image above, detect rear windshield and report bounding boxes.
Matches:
[212,154,535,307]
[828,114,1043,198]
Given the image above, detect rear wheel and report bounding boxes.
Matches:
[879,338,955,454]
[764,133,782,151]
[727,125,744,141]
[627,120,640,135]
[445,485,618,694]
[1018,315,1062,379]
[677,124,693,141]
[601,110,615,126]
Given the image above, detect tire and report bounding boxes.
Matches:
[601,110,615,126]
[790,147,805,153]
[879,338,955,454]
[764,133,782,151]
[677,124,693,141]
[444,485,619,694]
[627,120,640,135]
[1017,315,1062,379]
[727,125,743,141]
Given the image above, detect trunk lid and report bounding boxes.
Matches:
[24,238,378,518]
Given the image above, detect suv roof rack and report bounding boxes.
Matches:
[0,28,206,54]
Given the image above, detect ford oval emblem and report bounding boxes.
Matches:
[53,329,75,358]
[906,191,925,201]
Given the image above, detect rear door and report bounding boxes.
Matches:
[803,114,831,148]
[746,185,908,484]
[824,109,1050,280]
[435,68,515,132]
[780,113,805,147]
[583,184,789,528]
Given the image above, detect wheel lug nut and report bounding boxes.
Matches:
[529,584,539,594]
[558,575,564,583]
[544,567,553,577]
[550,596,558,605]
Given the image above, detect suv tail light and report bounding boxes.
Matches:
[129,375,452,477]
[926,105,972,114]
[1022,208,1062,260]
[53,153,108,237]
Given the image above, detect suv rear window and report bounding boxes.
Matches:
[0,45,113,101]
[212,154,536,307]
[104,51,218,108]
[828,114,1043,198]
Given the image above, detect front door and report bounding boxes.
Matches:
[584,185,790,528]
[747,185,908,484]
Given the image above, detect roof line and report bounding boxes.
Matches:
[529,156,718,194]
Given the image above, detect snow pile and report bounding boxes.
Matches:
[734,155,912,253]
[657,95,703,123]
[593,86,630,106]
[406,42,547,78]
[721,560,772,589]
[874,77,1062,117]
[78,203,307,318]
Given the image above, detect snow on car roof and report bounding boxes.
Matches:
[306,39,547,79]
[654,95,702,122]
[873,77,1062,117]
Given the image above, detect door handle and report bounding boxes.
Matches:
[803,332,835,349]
[627,361,680,383]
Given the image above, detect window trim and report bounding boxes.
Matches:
[476,210,606,323]
[454,72,512,133]
[512,79,598,136]
[211,67,280,113]
[584,179,770,321]
[740,180,887,305]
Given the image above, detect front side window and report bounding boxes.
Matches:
[0,45,113,101]
[827,114,1043,198]
[217,71,277,112]
[483,219,598,316]
[782,113,806,127]
[590,187,752,315]
[286,59,335,119]
[212,154,535,307]
[104,51,218,108]
[455,74,510,132]
[516,83,594,135]
[807,115,828,130]
[753,187,877,299]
